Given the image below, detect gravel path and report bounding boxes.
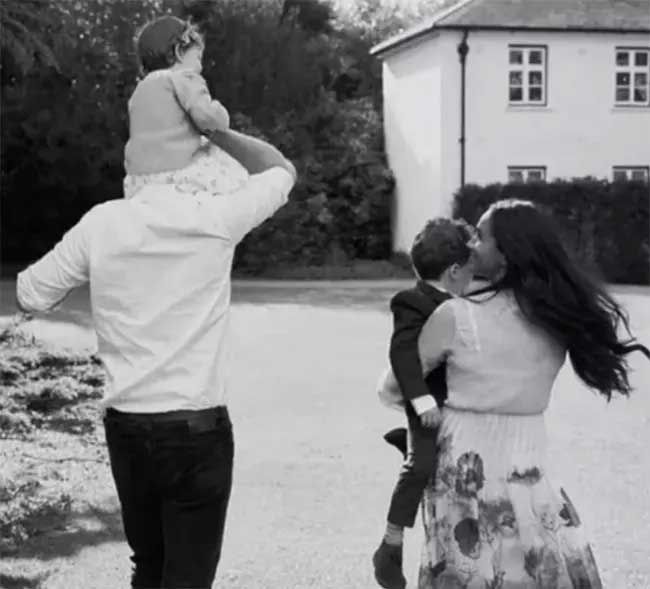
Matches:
[0,282,648,589]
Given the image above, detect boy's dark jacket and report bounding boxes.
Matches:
[389,280,450,407]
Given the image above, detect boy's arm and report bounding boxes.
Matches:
[389,292,437,414]
[171,71,230,133]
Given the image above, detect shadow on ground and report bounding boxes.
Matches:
[0,572,47,589]
[7,504,123,562]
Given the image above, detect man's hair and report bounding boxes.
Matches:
[135,16,203,74]
[410,218,473,281]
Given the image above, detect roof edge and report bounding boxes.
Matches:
[369,0,477,57]
[370,23,650,58]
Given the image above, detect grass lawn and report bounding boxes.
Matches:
[0,281,649,589]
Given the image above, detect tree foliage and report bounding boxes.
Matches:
[1,0,447,270]
[0,0,68,75]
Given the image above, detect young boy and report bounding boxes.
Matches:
[373,218,474,589]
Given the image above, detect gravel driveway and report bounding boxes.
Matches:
[1,281,648,589]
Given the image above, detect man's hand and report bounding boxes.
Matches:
[419,407,442,428]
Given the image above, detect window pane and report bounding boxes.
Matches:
[509,71,522,85]
[634,87,648,103]
[635,73,648,87]
[529,50,543,64]
[510,87,523,101]
[527,170,543,182]
[613,170,628,182]
[616,87,630,101]
[529,87,543,101]
[616,72,631,86]
[616,51,629,66]
[635,51,649,66]
[509,49,523,64]
[509,170,524,183]
[631,169,648,181]
[529,71,543,85]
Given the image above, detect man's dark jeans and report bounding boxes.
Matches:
[386,403,439,528]
[103,406,234,589]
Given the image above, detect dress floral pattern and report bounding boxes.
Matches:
[123,140,249,199]
[418,427,603,589]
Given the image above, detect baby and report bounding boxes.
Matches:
[123,16,249,198]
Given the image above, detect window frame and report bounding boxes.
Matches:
[612,166,650,182]
[508,45,548,107]
[507,166,548,183]
[614,47,650,107]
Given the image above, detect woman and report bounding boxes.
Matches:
[416,199,649,588]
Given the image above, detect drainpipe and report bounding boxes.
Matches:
[457,30,469,189]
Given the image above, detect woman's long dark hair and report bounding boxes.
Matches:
[471,199,649,400]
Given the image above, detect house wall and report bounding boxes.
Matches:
[464,30,650,184]
[380,29,650,252]
[381,33,462,253]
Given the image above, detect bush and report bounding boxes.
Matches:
[452,178,650,285]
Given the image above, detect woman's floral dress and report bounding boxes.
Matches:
[416,294,603,589]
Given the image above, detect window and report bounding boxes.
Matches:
[508,46,547,105]
[615,48,649,106]
[612,166,649,182]
[508,166,547,183]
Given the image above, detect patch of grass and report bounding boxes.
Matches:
[0,479,73,554]
[0,322,106,553]
[0,324,104,438]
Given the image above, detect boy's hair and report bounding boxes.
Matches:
[410,218,473,280]
[135,16,203,74]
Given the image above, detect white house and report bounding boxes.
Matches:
[370,0,650,253]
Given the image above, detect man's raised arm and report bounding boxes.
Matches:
[209,130,297,180]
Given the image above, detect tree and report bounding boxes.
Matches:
[279,0,334,33]
[0,0,67,75]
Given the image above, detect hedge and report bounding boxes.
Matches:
[452,178,650,285]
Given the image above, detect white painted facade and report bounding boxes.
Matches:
[380,29,650,253]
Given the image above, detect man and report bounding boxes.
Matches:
[16,130,296,589]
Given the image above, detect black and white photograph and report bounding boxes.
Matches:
[1,0,649,587]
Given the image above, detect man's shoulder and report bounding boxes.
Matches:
[78,199,125,224]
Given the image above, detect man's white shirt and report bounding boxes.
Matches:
[17,168,294,413]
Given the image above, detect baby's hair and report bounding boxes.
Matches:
[135,15,204,74]
[410,218,473,281]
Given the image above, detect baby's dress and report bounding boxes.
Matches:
[123,138,249,199]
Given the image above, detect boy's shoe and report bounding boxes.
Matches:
[383,427,408,460]
[372,540,407,589]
